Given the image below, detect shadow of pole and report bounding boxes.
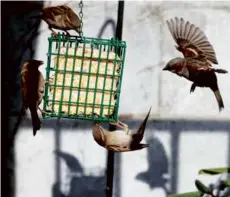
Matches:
[228,130,230,167]
[170,122,180,194]
[54,118,62,197]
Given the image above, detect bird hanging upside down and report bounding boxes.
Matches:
[36,5,81,37]
[20,60,46,136]
[92,107,151,152]
[163,17,228,112]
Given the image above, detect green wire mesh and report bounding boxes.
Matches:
[42,33,126,122]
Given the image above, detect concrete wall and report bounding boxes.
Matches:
[16,1,230,197]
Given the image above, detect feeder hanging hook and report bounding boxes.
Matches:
[79,0,84,37]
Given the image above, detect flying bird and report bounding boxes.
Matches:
[92,107,151,152]
[163,17,228,111]
[21,60,45,136]
[41,5,81,37]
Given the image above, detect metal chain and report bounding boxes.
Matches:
[79,0,83,37]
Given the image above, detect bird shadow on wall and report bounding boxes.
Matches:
[52,150,106,197]
[136,136,170,195]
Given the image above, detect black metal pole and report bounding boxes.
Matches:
[106,1,125,197]
[115,1,124,41]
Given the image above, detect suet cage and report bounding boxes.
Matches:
[42,33,126,122]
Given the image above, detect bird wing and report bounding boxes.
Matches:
[166,17,218,65]
[186,58,215,76]
[43,5,70,15]
[188,63,213,72]
[133,107,151,143]
[67,8,80,21]
[43,6,70,24]
[20,66,28,107]
[37,71,45,105]
[92,124,106,146]
[43,5,80,29]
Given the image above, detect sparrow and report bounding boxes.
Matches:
[20,60,45,136]
[41,5,81,37]
[92,107,151,152]
[163,17,228,111]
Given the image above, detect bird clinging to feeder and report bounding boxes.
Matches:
[163,17,228,111]
[41,5,81,37]
[92,107,151,152]
[20,60,45,136]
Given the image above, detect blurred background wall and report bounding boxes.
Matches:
[2,1,230,197]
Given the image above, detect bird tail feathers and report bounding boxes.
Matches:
[213,68,228,74]
[212,89,224,112]
[31,109,41,136]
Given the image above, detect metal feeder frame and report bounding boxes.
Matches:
[42,33,126,122]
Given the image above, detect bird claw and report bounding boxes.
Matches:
[190,83,196,94]
[51,32,58,38]
[61,31,70,39]
[65,31,71,37]
[110,120,129,131]
[38,107,48,115]
[45,79,53,84]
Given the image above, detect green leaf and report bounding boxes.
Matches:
[195,180,212,194]
[222,180,230,187]
[169,191,201,197]
[198,167,230,175]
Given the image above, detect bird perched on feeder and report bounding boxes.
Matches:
[41,5,81,37]
[92,107,151,152]
[20,60,45,136]
[163,17,228,111]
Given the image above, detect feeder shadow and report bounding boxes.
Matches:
[97,18,116,39]
[53,150,106,197]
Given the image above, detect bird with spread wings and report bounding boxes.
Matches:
[163,17,228,111]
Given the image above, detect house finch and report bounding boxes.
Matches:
[163,17,228,111]
[92,107,151,152]
[21,60,45,136]
[41,5,81,37]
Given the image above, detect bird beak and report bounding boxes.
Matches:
[162,65,169,71]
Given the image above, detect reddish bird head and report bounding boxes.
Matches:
[23,59,44,68]
[21,60,44,73]
[163,57,184,72]
[92,123,106,147]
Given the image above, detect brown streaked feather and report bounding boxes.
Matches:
[42,5,80,30]
[166,17,218,65]
[43,5,70,15]
[185,58,226,73]
[21,73,28,108]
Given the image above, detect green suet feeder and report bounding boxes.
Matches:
[42,33,126,122]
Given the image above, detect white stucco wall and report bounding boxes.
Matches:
[16,1,230,197]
